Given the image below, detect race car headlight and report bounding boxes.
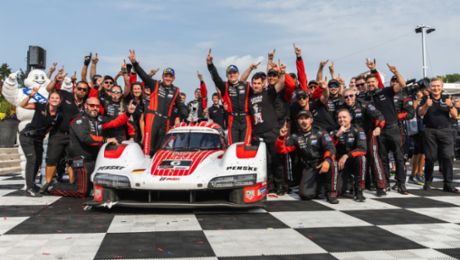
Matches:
[94,173,131,189]
[208,174,257,189]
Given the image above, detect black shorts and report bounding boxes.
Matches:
[412,133,424,155]
[46,131,70,165]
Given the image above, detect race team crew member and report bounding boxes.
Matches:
[100,84,135,142]
[42,79,89,193]
[418,78,459,193]
[364,64,408,194]
[53,97,136,197]
[207,49,252,145]
[186,72,208,123]
[340,88,387,196]
[249,68,294,195]
[334,109,368,202]
[276,110,338,204]
[208,92,227,129]
[19,89,62,197]
[129,50,187,156]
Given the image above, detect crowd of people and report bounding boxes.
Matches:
[10,44,460,202]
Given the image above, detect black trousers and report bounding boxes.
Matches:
[228,115,252,145]
[148,117,168,157]
[299,160,338,199]
[19,133,44,190]
[367,135,386,189]
[341,155,367,194]
[423,128,455,188]
[379,124,406,185]
[253,130,286,191]
[46,131,69,165]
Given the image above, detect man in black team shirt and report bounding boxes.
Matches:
[42,77,88,193]
[207,49,252,145]
[364,64,408,194]
[128,50,187,156]
[249,65,293,194]
[208,93,227,129]
[418,78,459,193]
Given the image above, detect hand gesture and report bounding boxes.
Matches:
[84,53,92,66]
[328,62,335,72]
[49,62,58,73]
[279,125,288,137]
[197,70,203,81]
[426,95,433,107]
[121,60,128,73]
[128,50,136,63]
[92,53,99,64]
[278,60,287,74]
[446,95,453,107]
[71,71,77,82]
[387,63,398,74]
[206,48,213,64]
[293,43,301,57]
[319,59,329,67]
[149,68,160,76]
[106,137,119,145]
[338,155,348,170]
[366,58,376,70]
[55,66,66,81]
[127,100,137,114]
[268,48,276,61]
[317,160,331,174]
[336,125,347,137]
[319,76,328,89]
[372,127,381,137]
[250,61,262,70]
[30,86,39,96]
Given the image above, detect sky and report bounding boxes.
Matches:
[1,0,459,98]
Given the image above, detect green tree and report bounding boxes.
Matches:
[0,63,12,81]
[437,73,460,83]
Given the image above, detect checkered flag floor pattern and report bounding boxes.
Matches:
[1,172,459,260]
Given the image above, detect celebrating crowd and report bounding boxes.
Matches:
[9,44,459,203]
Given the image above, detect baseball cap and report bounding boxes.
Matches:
[328,79,340,88]
[226,65,239,74]
[163,67,175,76]
[308,80,319,86]
[296,110,313,119]
[267,69,279,76]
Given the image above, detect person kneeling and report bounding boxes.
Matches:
[276,110,338,204]
[334,109,368,202]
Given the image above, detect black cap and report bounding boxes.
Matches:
[297,110,313,119]
[308,80,319,86]
[296,89,309,99]
[328,79,340,88]
[390,75,398,82]
[267,69,279,76]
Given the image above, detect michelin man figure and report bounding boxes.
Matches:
[2,69,50,177]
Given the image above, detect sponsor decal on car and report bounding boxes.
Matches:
[97,166,125,171]
[159,177,181,181]
[158,160,192,170]
[226,166,258,171]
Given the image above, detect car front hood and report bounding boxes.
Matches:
[150,150,221,176]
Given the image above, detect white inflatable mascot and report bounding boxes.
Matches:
[2,69,50,178]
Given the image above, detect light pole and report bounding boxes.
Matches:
[415,25,435,78]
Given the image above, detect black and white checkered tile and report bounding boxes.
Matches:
[1,172,459,260]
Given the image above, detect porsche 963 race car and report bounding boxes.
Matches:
[86,122,267,208]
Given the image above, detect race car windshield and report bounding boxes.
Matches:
[162,132,223,151]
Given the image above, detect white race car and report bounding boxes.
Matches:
[86,122,267,208]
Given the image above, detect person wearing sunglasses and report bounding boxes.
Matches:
[128,50,187,156]
[339,88,387,197]
[99,84,135,142]
[334,109,368,202]
[54,97,136,198]
[363,64,408,194]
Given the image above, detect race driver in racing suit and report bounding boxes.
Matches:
[276,110,338,204]
[207,49,252,145]
[128,50,187,156]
